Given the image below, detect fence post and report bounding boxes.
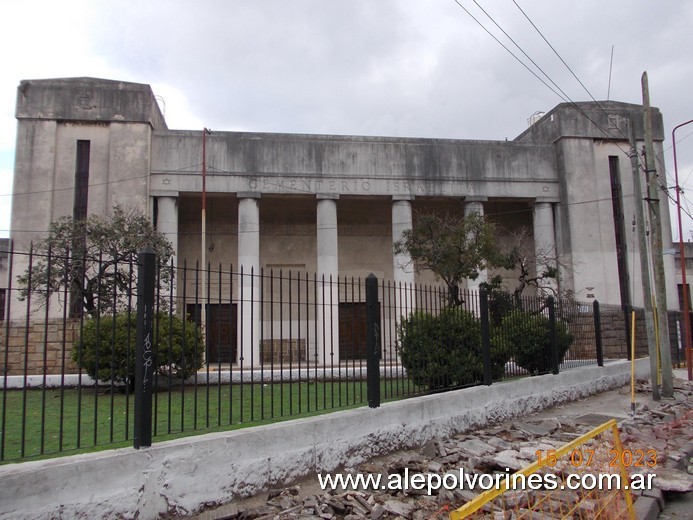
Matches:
[479,289,492,385]
[594,300,604,367]
[547,296,559,375]
[134,246,156,449]
[366,274,381,408]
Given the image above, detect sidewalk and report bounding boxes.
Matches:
[192,370,693,520]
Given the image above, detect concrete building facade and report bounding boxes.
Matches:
[8,77,679,364]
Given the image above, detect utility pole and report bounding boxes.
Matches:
[672,119,693,381]
[201,128,212,338]
[642,72,674,398]
[629,124,659,401]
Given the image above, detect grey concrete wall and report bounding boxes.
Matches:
[559,138,623,304]
[15,78,166,129]
[8,76,678,316]
[10,79,163,319]
[514,102,664,144]
[12,121,152,250]
[150,131,558,200]
[0,359,649,520]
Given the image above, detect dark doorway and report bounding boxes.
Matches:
[339,302,367,360]
[186,304,237,364]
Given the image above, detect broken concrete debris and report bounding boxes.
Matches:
[198,378,692,519]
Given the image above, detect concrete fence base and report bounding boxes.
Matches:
[0,359,650,519]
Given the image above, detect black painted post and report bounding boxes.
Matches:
[594,300,604,367]
[366,274,381,408]
[134,246,156,449]
[547,296,559,375]
[623,305,632,361]
[479,289,492,385]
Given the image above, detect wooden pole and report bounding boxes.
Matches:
[629,123,659,400]
[642,72,674,398]
[201,128,211,344]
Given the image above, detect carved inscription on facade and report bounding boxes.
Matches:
[249,178,372,193]
[247,177,440,195]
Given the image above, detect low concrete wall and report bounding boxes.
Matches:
[0,359,650,519]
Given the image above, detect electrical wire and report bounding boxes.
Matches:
[0,163,204,199]
[453,0,691,227]
[1,2,689,236]
[511,0,692,207]
[452,0,630,155]
[1,189,684,236]
[451,0,568,102]
[471,0,573,103]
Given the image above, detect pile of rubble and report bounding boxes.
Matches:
[197,377,692,520]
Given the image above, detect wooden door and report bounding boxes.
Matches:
[186,304,237,364]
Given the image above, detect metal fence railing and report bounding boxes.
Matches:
[0,245,623,463]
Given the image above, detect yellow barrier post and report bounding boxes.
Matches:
[611,422,636,519]
[631,310,636,416]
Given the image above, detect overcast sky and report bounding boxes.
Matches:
[1,0,692,240]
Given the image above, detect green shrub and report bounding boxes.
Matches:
[487,289,515,326]
[397,307,508,390]
[72,312,204,387]
[493,309,574,375]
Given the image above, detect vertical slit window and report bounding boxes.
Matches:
[73,140,90,221]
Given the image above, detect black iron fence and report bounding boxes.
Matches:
[1,246,617,462]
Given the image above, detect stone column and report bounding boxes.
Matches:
[156,196,178,301]
[464,196,488,296]
[392,196,415,344]
[316,194,339,365]
[392,196,415,286]
[238,193,261,367]
[157,196,178,261]
[533,200,557,293]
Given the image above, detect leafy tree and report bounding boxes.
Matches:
[18,205,173,317]
[393,212,506,306]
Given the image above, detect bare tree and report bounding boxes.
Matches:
[486,226,575,304]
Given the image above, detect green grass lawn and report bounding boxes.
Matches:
[0,377,418,464]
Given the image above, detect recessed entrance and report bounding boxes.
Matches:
[339,302,367,360]
[186,304,237,364]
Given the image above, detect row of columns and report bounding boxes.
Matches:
[156,194,557,365]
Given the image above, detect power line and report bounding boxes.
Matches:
[510,0,692,202]
[454,0,690,226]
[470,0,573,103]
[512,0,595,105]
[511,0,630,143]
[451,0,631,156]
[451,0,568,103]
[0,163,204,199]
[3,189,686,236]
